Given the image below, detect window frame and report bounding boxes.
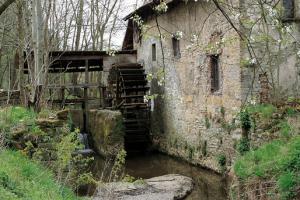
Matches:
[172,37,181,59]
[209,54,221,93]
[282,0,295,22]
[152,43,157,62]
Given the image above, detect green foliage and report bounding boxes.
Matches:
[234,136,300,199]
[279,121,292,139]
[0,106,95,192]
[285,107,298,117]
[202,140,207,157]
[278,172,297,200]
[220,107,225,118]
[56,128,82,169]
[217,154,226,167]
[240,109,251,131]
[188,146,195,160]
[122,175,136,183]
[205,116,211,129]
[0,150,81,200]
[217,154,227,173]
[0,107,36,132]
[37,108,55,119]
[111,149,127,182]
[247,104,277,119]
[236,138,250,155]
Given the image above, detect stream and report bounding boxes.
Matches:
[87,153,228,200]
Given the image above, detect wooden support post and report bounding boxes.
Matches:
[60,86,65,109]
[83,59,89,133]
[99,86,103,108]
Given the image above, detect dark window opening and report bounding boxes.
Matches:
[283,0,295,20]
[172,38,181,58]
[152,43,156,61]
[210,55,220,93]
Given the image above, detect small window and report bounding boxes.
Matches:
[210,55,220,93]
[152,43,156,61]
[283,0,295,20]
[172,38,181,58]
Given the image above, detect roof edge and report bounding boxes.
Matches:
[124,0,181,21]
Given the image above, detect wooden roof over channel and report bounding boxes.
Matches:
[24,50,137,74]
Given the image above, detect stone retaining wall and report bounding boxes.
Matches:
[70,109,124,157]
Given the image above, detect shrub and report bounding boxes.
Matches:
[217,154,226,167]
[240,109,251,131]
[236,138,250,155]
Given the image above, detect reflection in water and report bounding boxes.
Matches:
[91,153,228,200]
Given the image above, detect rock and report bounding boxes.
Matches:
[11,125,27,139]
[93,174,194,200]
[57,109,69,120]
[73,149,95,156]
[36,119,64,128]
[88,109,124,157]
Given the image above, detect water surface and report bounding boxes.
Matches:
[91,153,228,200]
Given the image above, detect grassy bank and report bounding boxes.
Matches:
[234,136,300,199]
[233,102,300,199]
[0,150,82,200]
[0,106,94,199]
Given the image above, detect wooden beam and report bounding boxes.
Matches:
[83,59,89,133]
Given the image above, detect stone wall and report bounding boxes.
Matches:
[134,1,242,172]
[0,90,20,106]
[70,109,124,157]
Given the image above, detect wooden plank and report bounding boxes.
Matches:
[47,84,101,89]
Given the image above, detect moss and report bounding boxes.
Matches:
[205,116,211,129]
[201,140,208,157]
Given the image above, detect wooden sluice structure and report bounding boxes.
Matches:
[24,50,151,152]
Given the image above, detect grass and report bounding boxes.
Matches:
[234,136,300,199]
[0,150,83,200]
[247,104,277,119]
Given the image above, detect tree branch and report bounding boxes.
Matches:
[0,0,16,16]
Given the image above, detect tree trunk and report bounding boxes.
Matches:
[71,0,84,96]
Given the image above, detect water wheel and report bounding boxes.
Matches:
[108,63,151,153]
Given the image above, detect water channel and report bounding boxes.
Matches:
[88,153,228,200]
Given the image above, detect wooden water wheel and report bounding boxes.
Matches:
[108,63,151,153]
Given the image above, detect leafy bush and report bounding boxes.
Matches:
[236,138,250,155]
[240,109,251,131]
[217,154,226,167]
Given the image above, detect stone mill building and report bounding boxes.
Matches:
[122,0,300,171]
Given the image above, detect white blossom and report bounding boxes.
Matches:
[173,31,183,40]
